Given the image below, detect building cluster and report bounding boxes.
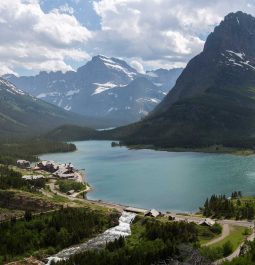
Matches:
[36,161,76,179]
[16,159,78,180]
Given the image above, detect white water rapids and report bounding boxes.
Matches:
[46,211,136,264]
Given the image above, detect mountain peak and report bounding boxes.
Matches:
[122,12,255,148]
[204,11,255,55]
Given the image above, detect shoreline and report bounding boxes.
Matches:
[125,144,255,156]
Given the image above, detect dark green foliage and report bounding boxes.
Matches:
[53,219,199,265]
[0,208,119,263]
[231,191,242,199]
[200,246,224,261]
[57,180,86,193]
[210,223,222,235]
[222,241,233,257]
[106,236,125,252]
[0,166,26,190]
[201,193,255,219]
[144,220,198,243]
[0,77,90,137]
[202,194,235,218]
[24,210,32,222]
[45,125,97,141]
[222,240,255,264]
[0,138,76,165]
[0,165,46,191]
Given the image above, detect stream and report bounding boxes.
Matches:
[46,211,136,264]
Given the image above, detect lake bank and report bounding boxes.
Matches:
[125,144,255,156]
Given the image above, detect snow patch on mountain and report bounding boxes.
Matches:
[66,89,80,96]
[64,105,72,111]
[146,71,158,78]
[92,82,119,95]
[222,50,255,71]
[0,79,25,95]
[37,92,61,99]
[98,55,137,80]
[226,50,245,60]
[136,97,160,104]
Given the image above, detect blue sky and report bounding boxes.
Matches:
[40,0,101,31]
[0,0,254,76]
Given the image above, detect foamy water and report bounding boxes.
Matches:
[46,211,136,264]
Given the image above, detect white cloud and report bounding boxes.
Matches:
[91,0,255,69]
[0,0,91,74]
[1,0,255,75]
[55,4,75,15]
[130,60,145,73]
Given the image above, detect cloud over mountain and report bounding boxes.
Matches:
[1,0,255,75]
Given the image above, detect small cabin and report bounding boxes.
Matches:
[145,209,160,218]
[199,218,215,227]
[17,160,31,169]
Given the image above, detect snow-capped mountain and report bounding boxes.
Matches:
[4,55,182,126]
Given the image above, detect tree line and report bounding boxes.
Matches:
[201,192,255,219]
[0,138,76,165]
[0,207,119,264]
[0,166,45,191]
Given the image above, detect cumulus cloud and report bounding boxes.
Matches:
[56,3,75,15]
[0,0,91,75]
[91,0,255,69]
[1,0,255,75]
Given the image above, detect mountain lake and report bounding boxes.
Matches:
[40,141,255,212]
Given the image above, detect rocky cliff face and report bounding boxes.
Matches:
[119,12,255,148]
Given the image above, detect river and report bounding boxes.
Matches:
[46,211,136,264]
[40,141,255,212]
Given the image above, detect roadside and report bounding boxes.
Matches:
[203,224,230,247]
[214,230,255,264]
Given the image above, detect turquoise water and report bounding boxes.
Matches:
[40,141,255,212]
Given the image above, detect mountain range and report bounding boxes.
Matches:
[0,77,103,137]
[4,56,182,126]
[104,11,255,149]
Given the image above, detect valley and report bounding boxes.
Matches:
[1,5,255,265]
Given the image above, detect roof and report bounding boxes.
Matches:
[17,160,30,164]
[145,209,160,217]
[199,218,215,226]
[22,175,45,180]
[125,207,147,214]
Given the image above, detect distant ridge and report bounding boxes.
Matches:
[4,56,182,126]
[0,77,96,137]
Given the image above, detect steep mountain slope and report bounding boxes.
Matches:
[0,78,96,136]
[4,56,182,126]
[119,11,255,148]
